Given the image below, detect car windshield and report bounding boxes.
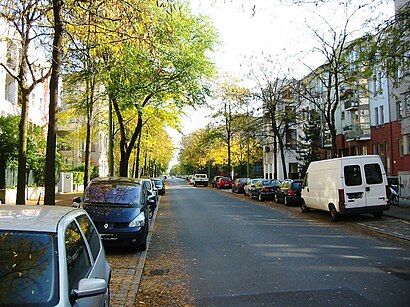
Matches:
[291,182,302,191]
[271,180,281,186]
[0,231,59,306]
[153,180,163,187]
[83,182,141,204]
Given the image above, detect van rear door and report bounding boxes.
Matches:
[362,162,387,207]
[343,163,367,209]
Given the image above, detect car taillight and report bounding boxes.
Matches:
[338,188,345,204]
[288,189,295,195]
[263,187,270,192]
[238,183,243,187]
[386,185,392,206]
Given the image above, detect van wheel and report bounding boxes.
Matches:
[373,211,383,218]
[301,200,310,213]
[329,204,340,222]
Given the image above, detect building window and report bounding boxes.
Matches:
[286,128,297,150]
[406,135,410,155]
[362,146,367,155]
[374,107,379,126]
[31,93,36,109]
[397,101,403,120]
[379,143,385,161]
[380,106,384,125]
[288,163,299,179]
[399,139,404,157]
[405,93,410,116]
[372,143,378,155]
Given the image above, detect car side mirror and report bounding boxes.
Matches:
[72,196,82,208]
[70,278,107,305]
[147,195,156,204]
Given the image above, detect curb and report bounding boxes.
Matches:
[128,196,159,304]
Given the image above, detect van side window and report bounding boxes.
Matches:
[344,165,362,186]
[364,163,383,184]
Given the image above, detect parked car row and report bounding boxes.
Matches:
[212,156,390,222]
[216,176,303,205]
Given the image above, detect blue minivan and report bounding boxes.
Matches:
[73,177,153,251]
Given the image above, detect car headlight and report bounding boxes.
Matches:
[129,212,146,228]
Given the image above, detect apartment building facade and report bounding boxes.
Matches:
[263,0,409,203]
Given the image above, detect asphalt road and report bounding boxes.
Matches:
[166,178,410,306]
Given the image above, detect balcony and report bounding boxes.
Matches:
[344,99,359,111]
[345,125,370,141]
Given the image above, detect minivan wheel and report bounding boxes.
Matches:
[329,204,340,222]
[301,200,310,213]
[373,211,383,218]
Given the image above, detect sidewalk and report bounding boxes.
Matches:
[26,191,83,206]
[384,203,410,221]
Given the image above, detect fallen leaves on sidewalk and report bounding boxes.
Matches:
[136,198,194,306]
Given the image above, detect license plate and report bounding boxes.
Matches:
[100,234,117,241]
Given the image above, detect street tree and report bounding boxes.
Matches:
[294,1,388,158]
[297,109,322,177]
[106,1,217,177]
[357,1,409,90]
[212,77,251,177]
[0,0,51,204]
[248,54,300,179]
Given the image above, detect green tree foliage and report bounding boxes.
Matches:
[297,109,322,177]
[0,116,48,186]
[211,77,252,176]
[0,116,20,168]
[105,1,218,176]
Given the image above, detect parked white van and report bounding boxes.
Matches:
[301,155,390,221]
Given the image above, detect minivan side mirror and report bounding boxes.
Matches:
[72,196,82,208]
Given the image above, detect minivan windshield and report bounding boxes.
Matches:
[84,182,141,204]
[0,231,59,306]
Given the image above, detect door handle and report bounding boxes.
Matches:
[366,187,370,192]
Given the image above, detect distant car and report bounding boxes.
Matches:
[275,179,303,206]
[231,178,248,193]
[193,173,208,187]
[216,177,233,189]
[244,178,263,196]
[142,178,158,216]
[74,177,151,250]
[211,175,224,187]
[152,177,165,195]
[0,205,111,306]
[250,179,281,201]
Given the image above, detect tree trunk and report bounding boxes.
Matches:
[108,98,114,176]
[135,132,142,177]
[44,0,63,205]
[16,91,29,205]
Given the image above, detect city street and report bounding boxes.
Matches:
[135,178,410,306]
